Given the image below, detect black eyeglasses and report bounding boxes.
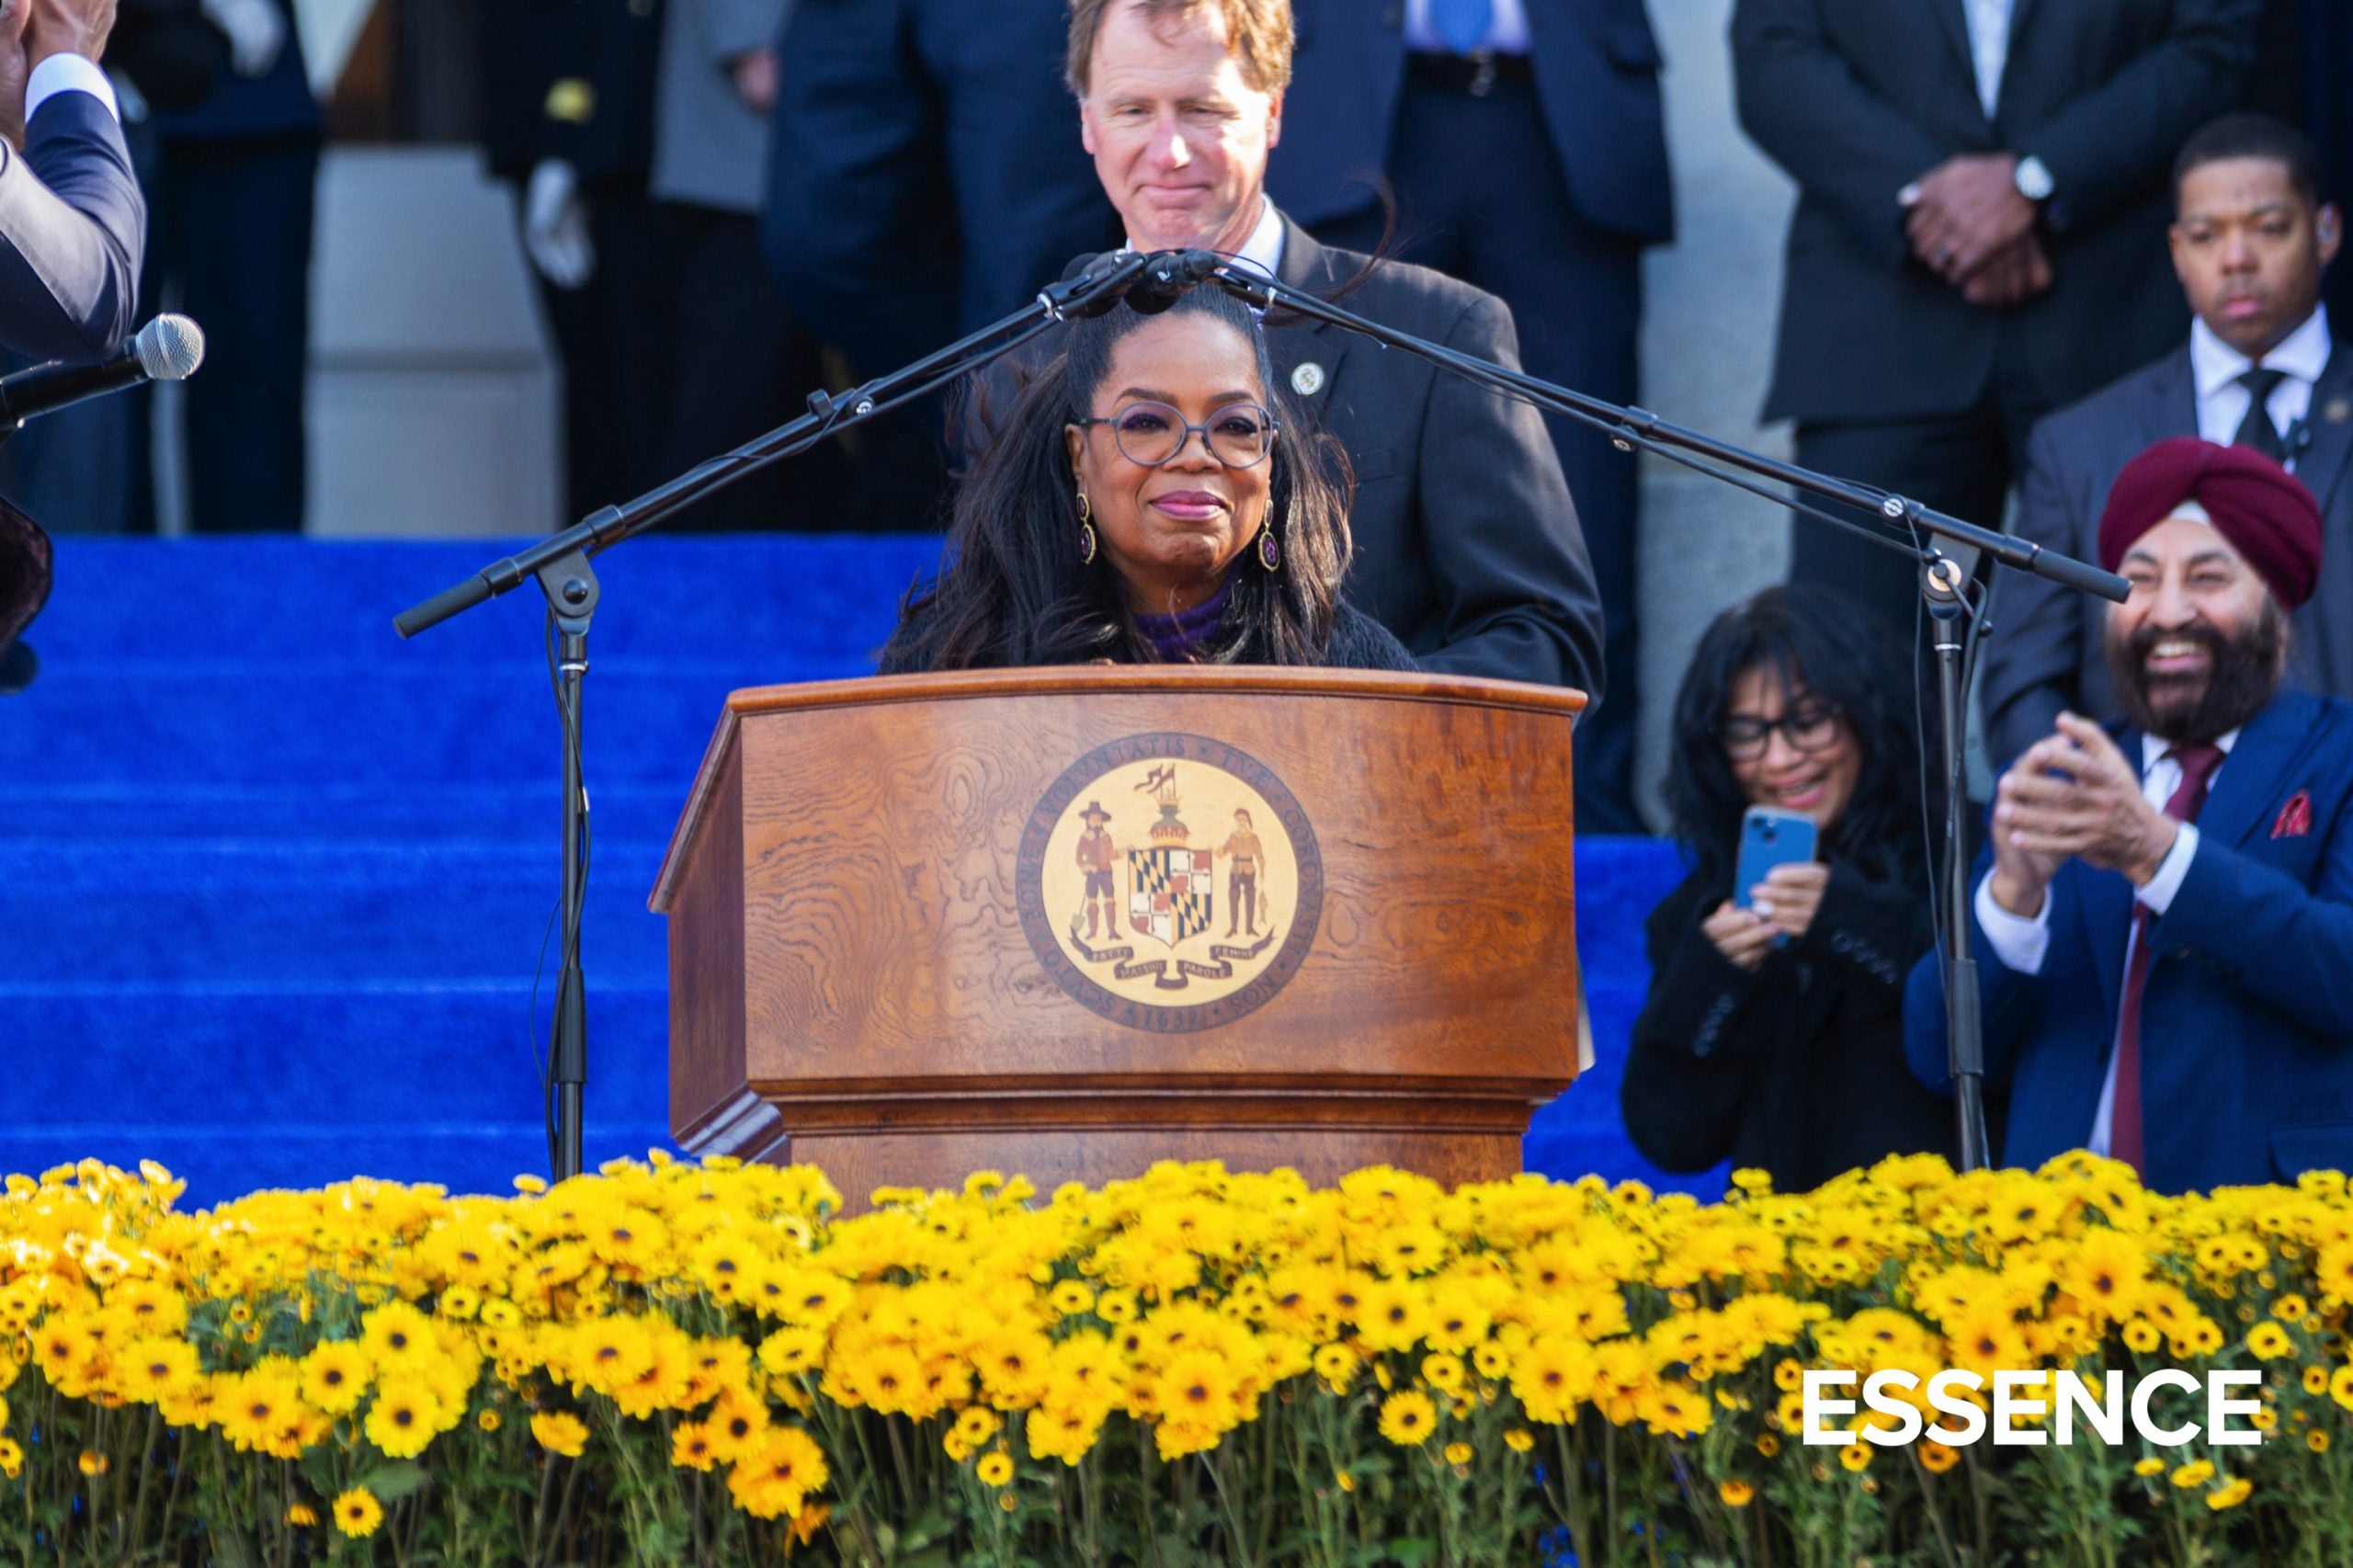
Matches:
[1718,701,1844,761]
[1074,402,1277,468]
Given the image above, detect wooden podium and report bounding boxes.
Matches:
[651,667,1583,1202]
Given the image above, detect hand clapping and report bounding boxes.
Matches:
[1990,713,2178,915]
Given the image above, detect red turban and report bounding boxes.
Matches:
[2097,437,2323,610]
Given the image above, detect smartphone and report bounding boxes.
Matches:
[1733,806,1819,915]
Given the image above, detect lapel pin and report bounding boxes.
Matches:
[1290,361,1326,397]
[2326,397,2351,425]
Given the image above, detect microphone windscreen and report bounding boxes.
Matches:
[0,639,36,697]
[133,314,206,381]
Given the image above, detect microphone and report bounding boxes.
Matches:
[0,314,205,428]
[1050,250,1225,318]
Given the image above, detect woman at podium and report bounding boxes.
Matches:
[881,289,1414,672]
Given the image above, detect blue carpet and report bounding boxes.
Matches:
[0,538,1719,1208]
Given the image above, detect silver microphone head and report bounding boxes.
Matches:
[132,314,205,381]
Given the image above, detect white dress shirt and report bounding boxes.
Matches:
[1405,0,1530,55]
[2190,303,2331,465]
[25,53,120,125]
[1961,0,2014,117]
[1974,729,2239,1154]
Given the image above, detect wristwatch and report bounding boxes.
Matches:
[2013,154,2054,204]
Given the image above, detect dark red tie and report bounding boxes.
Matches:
[2110,742,2226,1176]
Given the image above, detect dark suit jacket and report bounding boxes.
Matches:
[1905,690,2353,1193]
[1732,0,2260,424]
[762,0,1119,375]
[0,92,144,361]
[149,0,319,143]
[1984,341,2353,767]
[1268,0,1672,244]
[1267,219,1603,693]
[1622,861,1955,1193]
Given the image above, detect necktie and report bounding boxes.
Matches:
[2109,741,2225,1178]
[1429,0,1495,54]
[2233,367,2290,463]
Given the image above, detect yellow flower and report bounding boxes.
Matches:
[1378,1390,1437,1447]
[0,1438,19,1480]
[77,1450,108,1477]
[976,1450,1016,1486]
[2245,1322,2294,1359]
[671,1421,720,1471]
[1313,1342,1358,1391]
[726,1425,829,1519]
[301,1341,371,1415]
[1719,1479,1755,1506]
[1334,1469,1355,1493]
[2331,1365,2353,1413]
[2303,1366,2331,1395]
[2171,1460,2215,1489]
[2206,1476,2253,1511]
[1838,1442,1870,1471]
[332,1488,385,1538]
[531,1411,590,1459]
[286,1503,318,1527]
[2309,1430,2332,1454]
[1756,1434,1780,1459]
[1505,1428,1535,1453]
[2133,1456,2166,1477]
[1050,1280,1097,1318]
[1919,1440,1961,1475]
[1443,1441,1473,1466]
[477,1408,501,1433]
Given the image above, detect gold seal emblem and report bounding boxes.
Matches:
[1290,361,1326,397]
[1019,733,1322,1031]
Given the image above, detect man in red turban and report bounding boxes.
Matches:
[1905,435,2353,1195]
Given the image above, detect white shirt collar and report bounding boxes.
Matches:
[2141,727,2243,773]
[2189,303,2332,401]
[1122,197,1287,280]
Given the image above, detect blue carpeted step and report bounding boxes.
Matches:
[0,782,689,843]
[0,840,675,981]
[36,537,944,662]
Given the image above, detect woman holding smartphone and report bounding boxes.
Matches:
[1620,585,1958,1192]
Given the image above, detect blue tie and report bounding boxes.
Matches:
[1429,0,1494,54]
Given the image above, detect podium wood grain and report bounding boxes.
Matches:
[653,667,1584,1205]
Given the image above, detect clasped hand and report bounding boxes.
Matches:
[0,0,119,148]
[1704,863,1828,972]
[1988,713,2177,917]
[1901,153,2049,309]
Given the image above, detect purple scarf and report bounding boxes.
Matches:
[1132,576,1233,663]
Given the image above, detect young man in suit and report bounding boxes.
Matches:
[1732,0,2262,626]
[1065,0,1607,765]
[1906,439,2353,1194]
[1984,114,2350,766]
[1267,0,1672,833]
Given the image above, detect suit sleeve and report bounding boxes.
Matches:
[1409,290,1608,703]
[1980,415,2083,768]
[1620,882,1764,1173]
[1904,846,2049,1094]
[2018,0,2261,234]
[1728,0,1949,271]
[2150,828,2353,1038]
[762,0,958,372]
[0,92,143,360]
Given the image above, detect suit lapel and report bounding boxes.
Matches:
[1928,0,1975,97]
[2301,347,2353,693]
[2294,346,2353,511]
[2143,347,2199,448]
[2196,691,2322,851]
[1271,211,1359,414]
[2075,856,2134,1030]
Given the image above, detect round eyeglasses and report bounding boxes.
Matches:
[1718,701,1844,762]
[1075,401,1276,468]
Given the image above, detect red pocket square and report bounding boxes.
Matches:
[2272,790,2313,839]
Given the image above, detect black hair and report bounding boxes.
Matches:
[1664,584,1927,895]
[881,286,1352,672]
[2175,113,2325,212]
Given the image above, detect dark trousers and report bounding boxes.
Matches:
[1789,353,2048,631]
[142,135,320,534]
[1318,69,1647,833]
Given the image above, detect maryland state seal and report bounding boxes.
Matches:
[1017,733,1322,1032]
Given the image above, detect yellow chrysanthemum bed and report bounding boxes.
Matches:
[4,1151,2353,1565]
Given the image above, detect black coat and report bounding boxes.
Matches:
[1620,861,1956,1193]
[878,597,1415,675]
[1731,0,2261,425]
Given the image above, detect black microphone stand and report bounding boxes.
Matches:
[392,253,1154,1182]
[1203,256,2121,1173]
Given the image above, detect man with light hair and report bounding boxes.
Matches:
[1063,0,1611,821]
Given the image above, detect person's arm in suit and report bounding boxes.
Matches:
[1904,844,2052,1095]
[691,0,788,65]
[2151,812,2353,1038]
[1981,415,2084,768]
[1412,292,1608,700]
[2014,0,2261,234]
[0,65,142,361]
[1620,878,1763,1173]
[762,0,958,374]
[1728,0,1950,270]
